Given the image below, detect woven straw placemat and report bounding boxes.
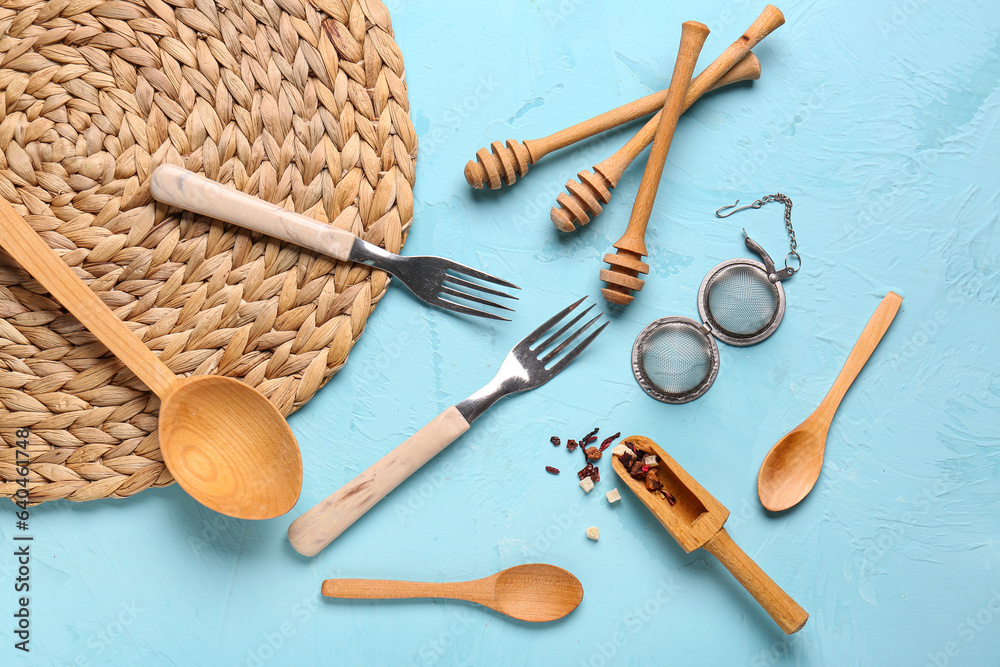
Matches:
[0,0,416,505]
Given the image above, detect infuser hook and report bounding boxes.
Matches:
[715,199,762,218]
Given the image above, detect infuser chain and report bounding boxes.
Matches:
[716,193,799,275]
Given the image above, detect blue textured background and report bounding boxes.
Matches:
[5,1,1000,665]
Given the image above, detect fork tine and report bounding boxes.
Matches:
[547,321,609,375]
[540,313,601,365]
[522,296,588,346]
[442,275,519,300]
[435,297,512,322]
[439,287,515,312]
[446,265,522,290]
[534,304,595,351]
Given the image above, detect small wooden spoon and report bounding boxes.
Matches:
[757,292,902,512]
[612,436,808,634]
[0,198,302,520]
[321,564,583,622]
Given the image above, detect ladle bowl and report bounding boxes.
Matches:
[0,197,302,520]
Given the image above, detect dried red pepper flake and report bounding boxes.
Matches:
[545,466,560,475]
[580,427,599,445]
[599,432,621,451]
[665,492,677,506]
[550,436,561,447]
[566,439,578,451]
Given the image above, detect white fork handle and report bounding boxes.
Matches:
[288,406,472,556]
[149,164,356,262]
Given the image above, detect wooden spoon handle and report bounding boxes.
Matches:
[322,578,473,601]
[703,528,809,634]
[0,198,176,398]
[288,406,471,556]
[815,292,903,420]
[150,164,356,262]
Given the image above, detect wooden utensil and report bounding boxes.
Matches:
[612,436,808,634]
[551,5,785,232]
[464,54,760,190]
[0,198,302,520]
[599,21,709,306]
[322,564,583,623]
[757,292,903,512]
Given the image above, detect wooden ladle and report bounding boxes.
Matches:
[322,564,583,622]
[0,198,302,520]
[612,436,808,634]
[757,292,903,512]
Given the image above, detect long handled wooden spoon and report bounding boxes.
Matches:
[551,5,785,232]
[612,436,808,634]
[322,564,583,622]
[464,53,760,190]
[757,292,903,512]
[600,21,709,306]
[0,198,302,520]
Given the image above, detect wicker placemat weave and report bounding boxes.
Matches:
[0,0,416,505]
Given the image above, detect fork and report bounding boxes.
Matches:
[149,164,520,320]
[287,297,608,556]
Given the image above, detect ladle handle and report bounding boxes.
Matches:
[815,292,902,420]
[0,199,176,398]
[703,528,809,635]
[288,406,472,556]
[150,164,356,262]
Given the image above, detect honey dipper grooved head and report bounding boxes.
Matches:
[464,140,532,189]
[600,250,649,305]
[550,169,614,232]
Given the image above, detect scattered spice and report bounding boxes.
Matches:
[644,470,663,492]
[585,446,602,461]
[545,466,560,475]
[599,432,621,451]
[580,427,599,447]
[615,441,672,501]
[550,436,561,447]
[566,439,578,451]
[665,492,677,506]
[577,462,600,483]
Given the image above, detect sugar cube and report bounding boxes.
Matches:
[586,526,599,541]
[606,488,621,504]
[611,443,629,457]
[643,455,658,467]
[579,477,595,493]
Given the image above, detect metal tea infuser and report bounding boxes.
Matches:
[632,194,800,404]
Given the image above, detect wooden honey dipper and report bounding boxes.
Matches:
[552,5,785,233]
[600,21,709,306]
[463,55,760,191]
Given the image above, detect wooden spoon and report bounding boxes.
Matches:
[757,292,903,512]
[612,436,808,634]
[0,198,302,520]
[322,564,583,622]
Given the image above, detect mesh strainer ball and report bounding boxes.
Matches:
[632,317,720,404]
[698,258,785,347]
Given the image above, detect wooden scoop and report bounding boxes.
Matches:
[757,292,903,511]
[0,198,302,520]
[612,436,808,634]
[322,564,583,623]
